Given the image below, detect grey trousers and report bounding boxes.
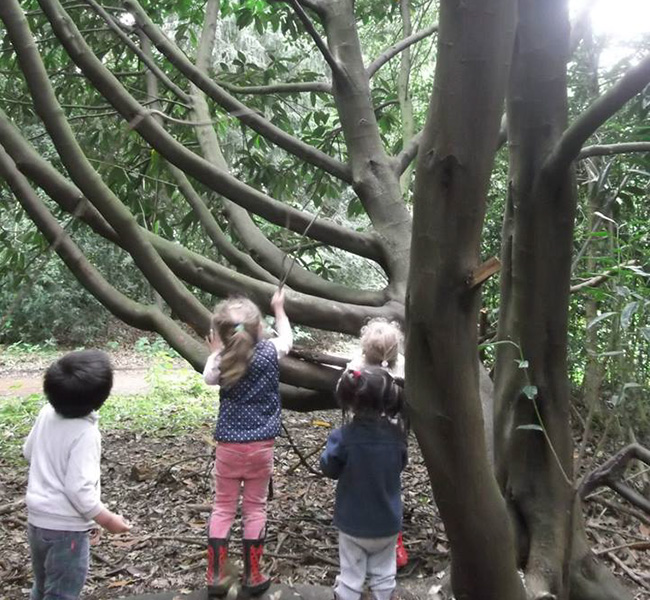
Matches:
[334,531,398,600]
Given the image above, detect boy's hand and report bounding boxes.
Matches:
[95,509,131,534]
[205,329,222,354]
[106,513,131,534]
[270,288,285,312]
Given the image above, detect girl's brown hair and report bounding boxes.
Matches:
[212,297,262,388]
[360,318,403,369]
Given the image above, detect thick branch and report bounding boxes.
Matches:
[285,0,343,78]
[579,142,650,160]
[545,54,650,177]
[0,109,401,334]
[36,0,382,263]
[367,22,438,79]
[124,0,352,184]
[580,444,650,514]
[167,164,278,283]
[1,0,212,334]
[318,1,413,296]
[0,144,207,370]
[394,130,422,175]
[184,0,386,305]
[217,80,331,95]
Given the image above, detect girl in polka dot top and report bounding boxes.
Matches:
[202,289,292,597]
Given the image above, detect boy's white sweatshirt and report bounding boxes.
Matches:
[24,404,104,531]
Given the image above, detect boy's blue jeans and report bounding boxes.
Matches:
[28,524,90,600]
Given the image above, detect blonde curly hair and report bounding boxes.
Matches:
[360,318,403,370]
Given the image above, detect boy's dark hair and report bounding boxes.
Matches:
[44,350,113,418]
[336,366,405,419]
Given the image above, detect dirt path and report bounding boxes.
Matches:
[0,348,182,398]
[0,368,151,398]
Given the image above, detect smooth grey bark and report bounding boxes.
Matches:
[406,0,523,598]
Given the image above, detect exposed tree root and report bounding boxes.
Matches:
[568,503,633,600]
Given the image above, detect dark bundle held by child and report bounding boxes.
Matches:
[320,367,408,600]
[24,350,130,600]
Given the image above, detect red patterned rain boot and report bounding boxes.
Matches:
[207,538,230,597]
[396,532,409,569]
[243,538,271,596]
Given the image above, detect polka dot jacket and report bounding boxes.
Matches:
[213,340,281,443]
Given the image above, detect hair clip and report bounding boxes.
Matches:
[381,360,389,368]
[234,323,245,334]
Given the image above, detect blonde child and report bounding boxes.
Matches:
[347,318,405,379]
[346,319,409,568]
[203,289,291,597]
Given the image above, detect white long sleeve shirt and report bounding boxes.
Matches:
[24,404,104,531]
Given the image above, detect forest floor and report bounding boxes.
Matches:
[1,348,650,599]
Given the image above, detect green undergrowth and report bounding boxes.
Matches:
[0,354,218,464]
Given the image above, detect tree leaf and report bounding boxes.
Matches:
[517,424,543,432]
[620,301,638,329]
[522,385,538,400]
[586,311,616,330]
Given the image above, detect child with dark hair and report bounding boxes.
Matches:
[203,288,292,597]
[24,350,130,600]
[345,319,409,568]
[320,367,408,600]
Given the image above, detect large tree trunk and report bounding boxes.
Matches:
[493,1,634,598]
[494,2,577,598]
[406,0,524,598]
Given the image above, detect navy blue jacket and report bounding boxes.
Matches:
[320,417,407,538]
[215,340,281,442]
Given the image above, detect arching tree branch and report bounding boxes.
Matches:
[123,0,353,184]
[367,22,438,79]
[1,0,212,334]
[394,130,422,175]
[579,141,650,160]
[0,144,207,370]
[0,110,397,332]
[81,0,192,103]
[34,0,382,263]
[181,0,386,305]
[544,54,650,177]
[217,80,331,95]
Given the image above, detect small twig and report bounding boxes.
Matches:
[155,453,211,481]
[586,496,650,527]
[0,499,25,515]
[281,423,323,477]
[605,551,650,590]
[595,540,650,556]
[186,503,212,513]
[287,444,326,475]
